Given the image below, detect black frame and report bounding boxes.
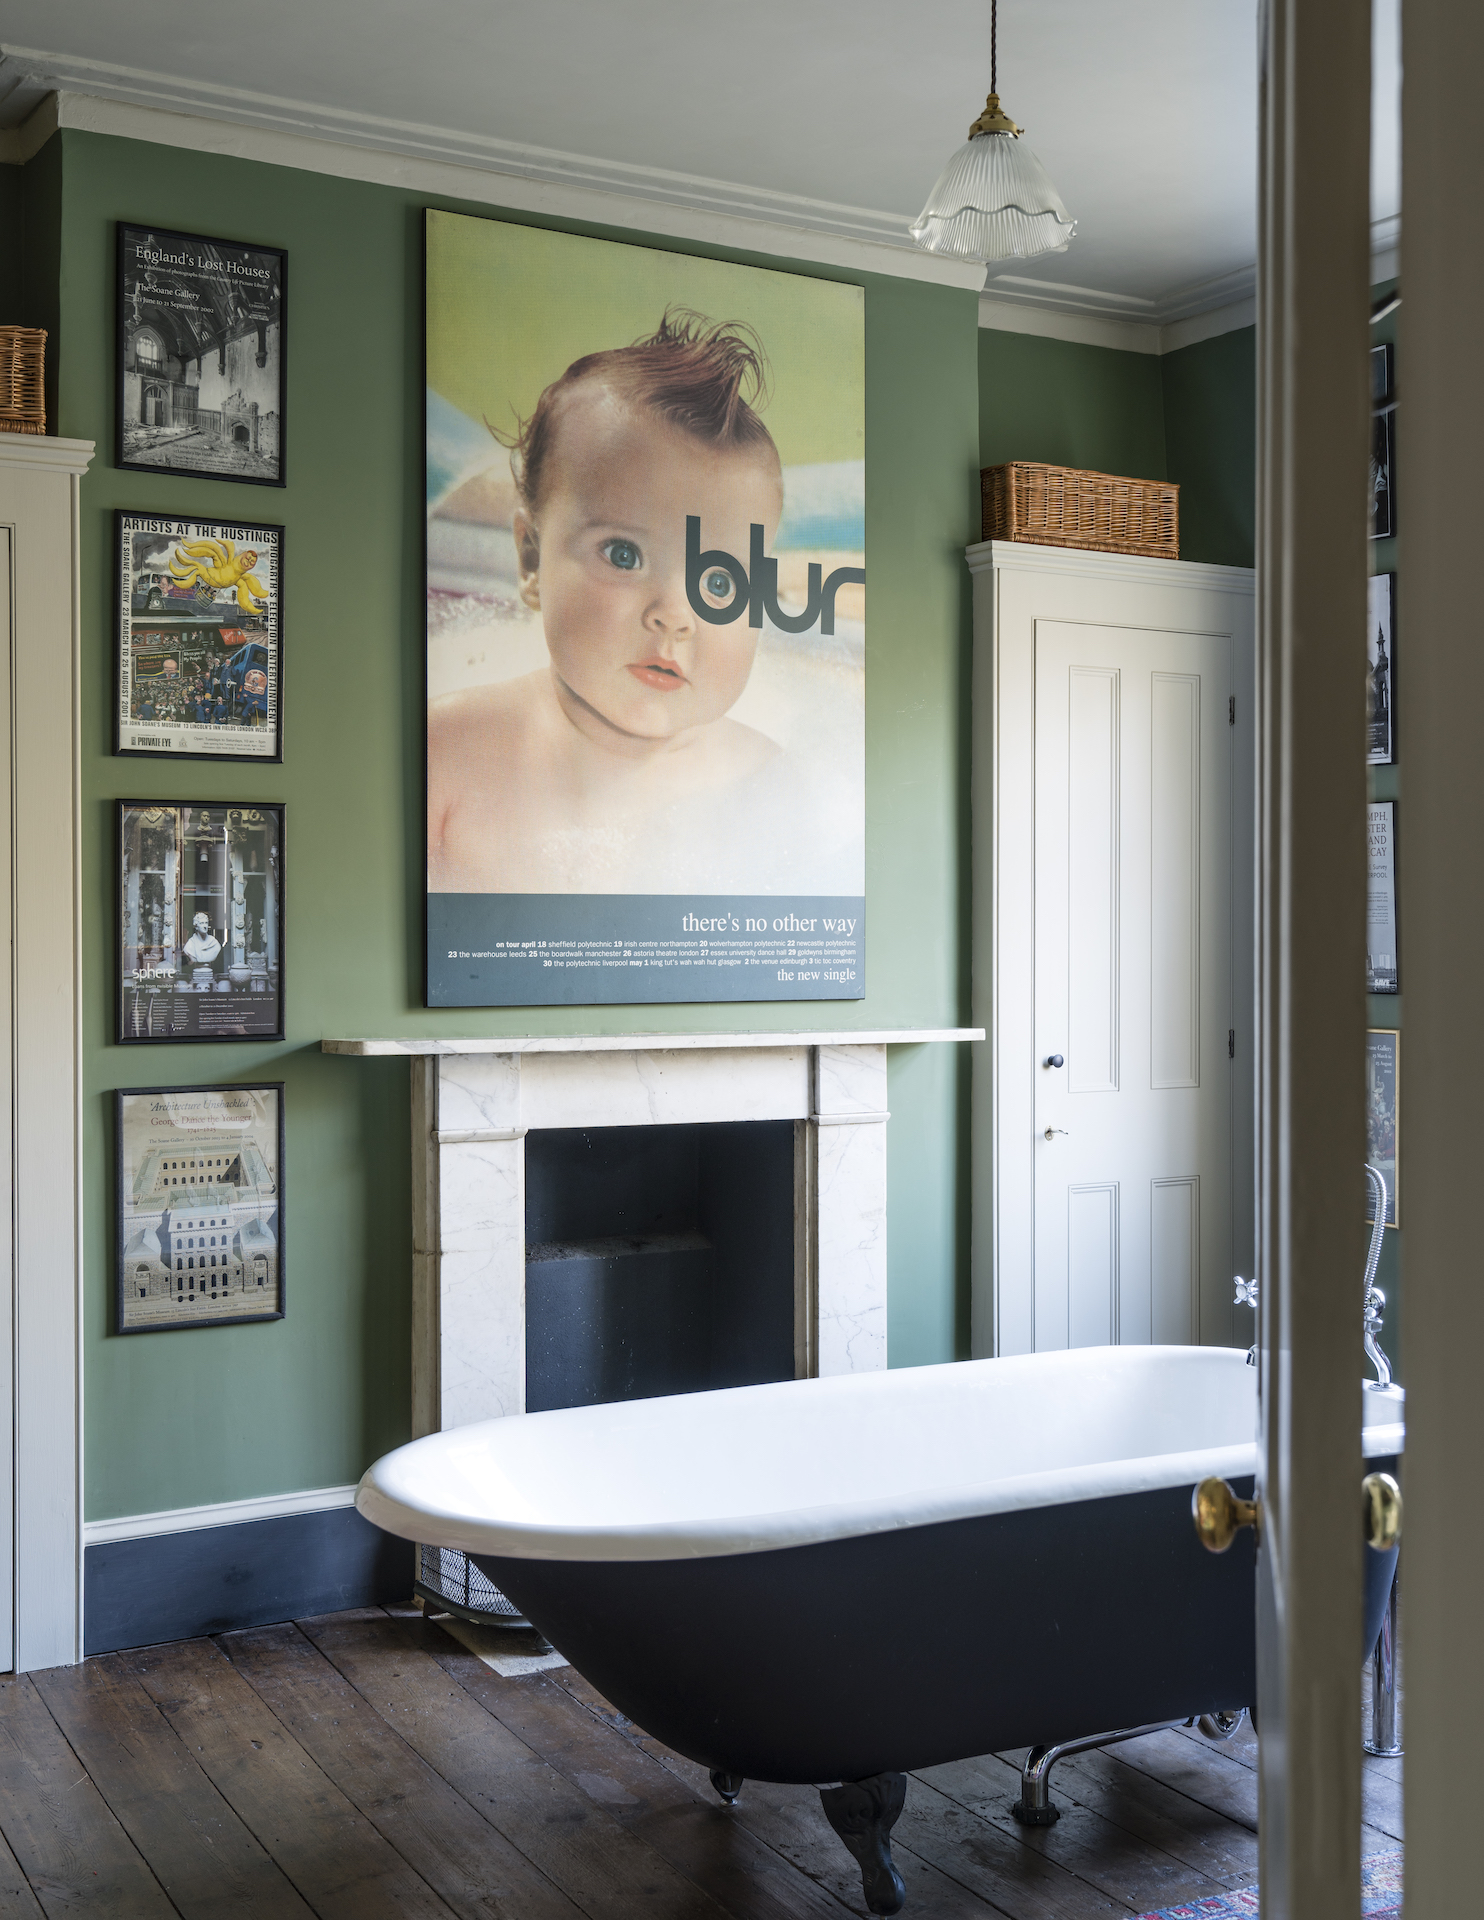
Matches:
[1365,1029,1400,1228]
[1366,570,1397,768]
[116,222,288,488]
[116,799,286,1045]
[115,1080,286,1334]
[1371,404,1397,540]
[1366,798,1399,996]
[1371,342,1394,405]
[113,510,285,763]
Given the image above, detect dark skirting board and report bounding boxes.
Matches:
[84,1505,411,1655]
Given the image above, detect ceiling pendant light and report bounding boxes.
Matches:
[910,0,1075,264]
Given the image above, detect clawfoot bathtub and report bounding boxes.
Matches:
[360,1344,1299,1912]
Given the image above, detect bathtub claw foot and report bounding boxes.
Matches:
[820,1772,907,1916]
[709,1769,744,1804]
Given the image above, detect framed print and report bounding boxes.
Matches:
[1366,799,1398,994]
[117,223,286,486]
[1367,572,1396,766]
[1370,341,1394,405]
[1365,1029,1399,1226]
[1370,404,1396,539]
[115,512,282,760]
[116,1082,284,1332]
[118,801,284,1043]
[424,209,865,1008]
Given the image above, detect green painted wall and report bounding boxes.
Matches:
[977,319,1257,570]
[978,329,1167,482]
[40,128,979,1521]
[1162,327,1257,569]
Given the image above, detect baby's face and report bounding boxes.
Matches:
[515,388,782,742]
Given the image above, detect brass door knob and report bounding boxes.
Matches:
[1363,1471,1402,1551]
[1192,1477,1260,1553]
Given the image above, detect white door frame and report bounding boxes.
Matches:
[0,434,93,1672]
[968,540,1255,1360]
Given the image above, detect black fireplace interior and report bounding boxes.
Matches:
[524,1121,795,1412]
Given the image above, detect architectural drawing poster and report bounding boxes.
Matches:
[424,210,865,1006]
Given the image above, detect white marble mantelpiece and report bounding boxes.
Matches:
[324,1028,978,1056]
[325,1029,980,1436]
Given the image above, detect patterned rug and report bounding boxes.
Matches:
[1133,1849,1403,1919]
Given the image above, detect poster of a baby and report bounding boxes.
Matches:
[424,212,864,1008]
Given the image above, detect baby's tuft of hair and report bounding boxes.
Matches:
[498,309,778,509]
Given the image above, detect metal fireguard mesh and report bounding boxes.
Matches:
[415,1544,530,1626]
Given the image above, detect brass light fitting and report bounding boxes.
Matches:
[969,92,1023,138]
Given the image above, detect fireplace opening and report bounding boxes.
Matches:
[524,1120,796,1412]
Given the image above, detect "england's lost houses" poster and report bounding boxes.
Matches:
[424,210,865,1007]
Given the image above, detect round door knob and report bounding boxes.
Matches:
[1192,1477,1260,1552]
[1363,1472,1402,1551]
[1044,1054,1065,1069]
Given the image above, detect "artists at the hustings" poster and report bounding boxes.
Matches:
[424,210,865,1007]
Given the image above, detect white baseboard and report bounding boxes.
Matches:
[84,1484,358,1547]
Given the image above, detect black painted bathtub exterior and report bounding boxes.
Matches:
[475,1474,1259,1784]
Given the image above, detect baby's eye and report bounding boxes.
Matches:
[603,539,642,571]
[704,568,735,600]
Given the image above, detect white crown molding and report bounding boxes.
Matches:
[0,434,95,476]
[84,1482,358,1546]
[964,537,1254,596]
[0,53,985,292]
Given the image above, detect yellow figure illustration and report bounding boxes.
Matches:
[168,539,267,614]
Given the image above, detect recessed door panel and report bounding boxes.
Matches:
[1033,619,1234,1352]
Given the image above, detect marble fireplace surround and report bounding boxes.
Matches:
[324,1030,980,1435]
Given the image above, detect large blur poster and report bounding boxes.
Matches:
[425,210,865,1007]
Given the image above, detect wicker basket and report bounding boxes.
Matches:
[981,461,1178,560]
[0,328,47,437]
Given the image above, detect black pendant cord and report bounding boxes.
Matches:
[991,0,998,94]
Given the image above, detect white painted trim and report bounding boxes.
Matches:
[0,434,94,1672]
[1160,298,1259,354]
[6,86,985,292]
[978,296,1162,355]
[325,1028,981,1057]
[84,1484,359,1548]
[967,541,1255,1360]
[966,539,1255,597]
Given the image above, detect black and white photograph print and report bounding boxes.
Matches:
[118,801,284,1044]
[1371,341,1394,406]
[1366,1029,1399,1227]
[1367,799,1399,994]
[116,1083,284,1333]
[116,512,282,761]
[117,224,286,486]
[1371,403,1396,539]
[1367,572,1396,766]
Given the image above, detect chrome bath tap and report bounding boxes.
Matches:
[1230,1163,1395,1384]
[1362,1163,1393,1389]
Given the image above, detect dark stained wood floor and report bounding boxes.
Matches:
[0,1606,1403,1918]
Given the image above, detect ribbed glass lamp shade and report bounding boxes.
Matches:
[910,131,1076,262]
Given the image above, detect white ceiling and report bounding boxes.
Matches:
[0,0,1400,328]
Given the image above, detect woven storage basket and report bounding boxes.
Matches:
[982,461,1178,560]
[0,328,47,436]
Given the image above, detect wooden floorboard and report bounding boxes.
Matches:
[115,1637,458,1920]
[414,1613,852,1920]
[0,1674,174,1917]
[553,1668,1006,1918]
[32,1656,313,1920]
[918,1751,1222,1914]
[217,1621,585,1920]
[297,1607,740,1920]
[0,1620,1405,1920]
